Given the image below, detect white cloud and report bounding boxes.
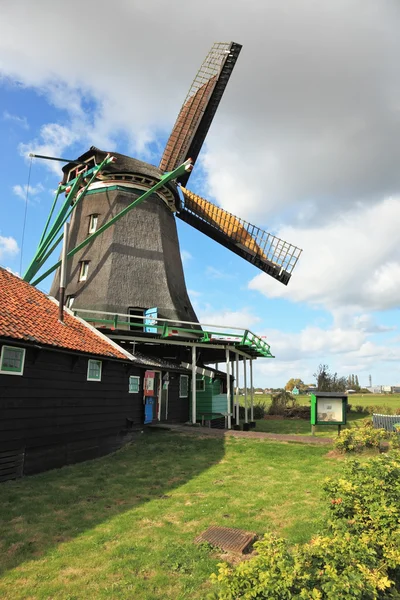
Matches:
[0,235,19,261]
[252,321,400,387]
[3,110,28,129]
[205,266,236,280]
[19,123,80,174]
[196,306,261,331]
[187,289,201,297]
[180,250,192,266]
[12,182,44,201]
[1,0,399,212]
[249,196,400,311]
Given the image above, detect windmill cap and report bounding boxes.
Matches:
[61,146,180,204]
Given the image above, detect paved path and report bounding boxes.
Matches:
[151,423,333,445]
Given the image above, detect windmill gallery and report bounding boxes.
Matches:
[0,43,302,482]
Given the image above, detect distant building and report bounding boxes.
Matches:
[366,386,382,394]
[292,386,299,395]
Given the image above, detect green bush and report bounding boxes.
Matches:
[238,403,266,420]
[268,391,298,416]
[210,451,400,599]
[334,426,392,453]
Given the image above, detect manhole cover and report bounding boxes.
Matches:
[194,526,256,553]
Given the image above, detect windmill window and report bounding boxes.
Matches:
[87,359,102,381]
[88,214,98,233]
[0,345,25,376]
[179,375,189,398]
[129,375,140,393]
[78,261,90,281]
[196,377,205,392]
[66,295,75,308]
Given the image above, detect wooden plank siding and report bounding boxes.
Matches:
[0,343,144,478]
[165,373,190,423]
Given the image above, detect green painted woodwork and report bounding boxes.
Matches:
[310,393,347,426]
[28,159,192,287]
[70,310,273,359]
[24,155,115,283]
[190,376,231,421]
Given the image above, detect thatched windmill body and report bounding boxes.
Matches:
[26,42,301,326]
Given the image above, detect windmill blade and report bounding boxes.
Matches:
[159,41,242,186]
[178,187,302,285]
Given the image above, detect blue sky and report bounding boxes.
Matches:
[1,0,400,388]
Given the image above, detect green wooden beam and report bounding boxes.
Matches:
[23,155,116,282]
[30,159,193,286]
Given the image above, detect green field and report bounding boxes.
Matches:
[0,431,342,600]
[246,393,400,412]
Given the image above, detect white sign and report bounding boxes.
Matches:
[317,398,343,423]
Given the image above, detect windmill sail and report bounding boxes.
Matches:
[159,41,242,186]
[178,188,302,285]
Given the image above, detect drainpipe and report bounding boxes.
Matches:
[58,222,69,323]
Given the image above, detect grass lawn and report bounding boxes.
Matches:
[253,412,367,437]
[0,430,342,600]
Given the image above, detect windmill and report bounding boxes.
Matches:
[24,42,302,327]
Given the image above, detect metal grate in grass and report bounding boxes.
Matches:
[194,526,256,554]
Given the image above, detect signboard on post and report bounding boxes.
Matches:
[310,392,347,435]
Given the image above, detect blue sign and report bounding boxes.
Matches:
[144,307,158,333]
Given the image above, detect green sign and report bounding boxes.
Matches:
[310,392,347,426]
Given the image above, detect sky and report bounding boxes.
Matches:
[0,0,399,388]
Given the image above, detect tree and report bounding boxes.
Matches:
[313,364,347,392]
[285,378,305,392]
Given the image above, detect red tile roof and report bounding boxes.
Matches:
[0,268,129,360]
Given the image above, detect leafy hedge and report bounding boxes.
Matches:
[209,452,400,599]
[348,404,400,416]
[334,424,400,453]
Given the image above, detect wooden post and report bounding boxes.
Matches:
[226,348,231,429]
[250,358,254,423]
[235,353,240,426]
[192,345,197,425]
[244,357,248,424]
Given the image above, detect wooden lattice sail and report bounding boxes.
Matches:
[179,188,301,285]
[160,42,242,186]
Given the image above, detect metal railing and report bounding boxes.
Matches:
[72,308,273,358]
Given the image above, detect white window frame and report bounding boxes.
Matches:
[88,214,98,234]
[129,375,140,393]
[66,295,75,308]
[196,377,205,392]
[179,374,189,398]
[87,359,102,381]
[0,345,26,376]
[79,261,90,282]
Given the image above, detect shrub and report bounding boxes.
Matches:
[334,426,392,453]
[333,424,400,454]
[210,451,400,599]
[284,405,311,419]
[268,390,298,416]
[238,403,266,421]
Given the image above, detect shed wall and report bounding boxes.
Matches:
[0,343,143,479]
